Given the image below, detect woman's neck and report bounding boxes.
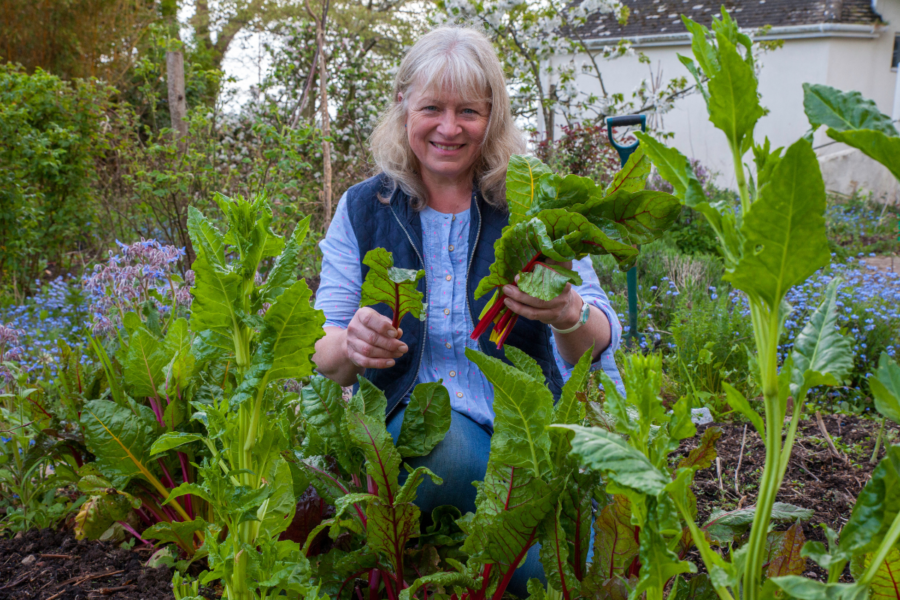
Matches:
[421,171,474,214]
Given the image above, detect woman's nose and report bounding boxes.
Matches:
[436,110,462,137]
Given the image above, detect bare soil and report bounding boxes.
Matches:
[676,413,900,581]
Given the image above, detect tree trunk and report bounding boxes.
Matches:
[306,0,333,226]
[166,51,188,150]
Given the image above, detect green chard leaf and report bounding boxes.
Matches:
[550,347,592,470]
[871,352,900,425]
[589,495,640,582]
[766,522,807,578]
[259,215,312,305]
[359,248,425,328]
[465,349,553,477]
[557,425,669,496]
[707,32,764,156]
[790,278,854,396]
[345,411,402,505]
[702,503,814,545]
[838,445,900,558]
[827,128,900,182]
[264,279,325,381]
[123,327,167,400]
[574,189,682,246]
[677,426,723,471]
[507,154,553,225]
[803,84,899,135]
[539,502,580,599]
[396,381,452,458]
[81,399,159,490]
[606,144,650,194]
[632,501,696,599]
[726,138,830,310]
[530,172,599,215]
[864,547,900,600]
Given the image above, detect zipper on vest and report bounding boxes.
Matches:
[466,196,486,354]
[388,204,429,410]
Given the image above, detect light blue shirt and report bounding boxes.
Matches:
[315,193,624,428]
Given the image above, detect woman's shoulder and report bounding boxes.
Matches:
[344,173,395,208]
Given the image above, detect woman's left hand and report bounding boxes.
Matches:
[501,260,583,331]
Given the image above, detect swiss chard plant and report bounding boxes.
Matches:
[471,152,682,348]
[560,9,900,600]
[291,374,452,600]
[360,248,426,329]
[146,194,326,600]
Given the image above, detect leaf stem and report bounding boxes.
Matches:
[856,510,900,587]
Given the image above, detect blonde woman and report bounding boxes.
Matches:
[312,26,623,594]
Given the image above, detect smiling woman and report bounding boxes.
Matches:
[310,26,623,597]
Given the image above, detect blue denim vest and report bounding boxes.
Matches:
[344,174,565,418]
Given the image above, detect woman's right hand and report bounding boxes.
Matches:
[344,307,409,369]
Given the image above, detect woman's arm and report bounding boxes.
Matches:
[311,194,409,385]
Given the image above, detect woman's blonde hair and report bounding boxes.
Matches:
[369,26,525,210]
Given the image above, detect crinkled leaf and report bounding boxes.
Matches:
[828,129,900,184]
[557,425,669,496]
[356,376,388,421]
[803,84,898,135]
[726,139,829,310]
[632,504,696,599]
[345,411,401,504]
[634,132,742,264]
[264,279,326,381]
[299,376,354,469]
[791,278,854,396]
[574,190,682,246]
[73,494,133,540]
[367,502,420,572]
[678,426,722,471]
[767,522,807,578]
[81,399,158,490]
[187,205,226,266]
[461,460,557,568]
[507,154,553,225]
[259,215,311,305]
[839,445,900,557]
[550,348,592,469]
[396,465,443,505]
[606,144,650,194]
[673,574,718,600]
[540,502,580,599]
[516,262,583,301]
[590,495,640,583]
[707,33,764,155]
[466,349,553,478]
[872,352,900,425]
[504,345,543,382]
[360,248,425,325]
[396,381,452,458]
[865,547,900,600]
[188,253,242,339]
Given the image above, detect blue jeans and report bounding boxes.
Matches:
[386,406,545,598]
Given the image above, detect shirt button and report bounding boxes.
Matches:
[443,308,450,315]
[445,275,452,281]
[445,342,452,349]
[452,215,457,221]
[448,245,455,251]
[449,371,456,377]
[456,392,464,398]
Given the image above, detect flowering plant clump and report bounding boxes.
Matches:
[0,323,25,386]
[82,239,193,335]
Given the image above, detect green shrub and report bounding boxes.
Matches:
[0,64,113,293]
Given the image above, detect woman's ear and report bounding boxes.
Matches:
[397,92,404,103]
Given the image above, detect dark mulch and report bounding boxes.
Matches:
[675,412,900,581]
[0,528,175,600]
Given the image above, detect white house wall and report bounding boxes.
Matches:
[552,6,899,200]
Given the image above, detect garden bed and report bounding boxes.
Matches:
[0,528,189,600]
[679,413,900,582]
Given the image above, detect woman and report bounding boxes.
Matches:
[312,26,623,595]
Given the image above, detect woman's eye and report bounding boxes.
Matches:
[423,105,439,112]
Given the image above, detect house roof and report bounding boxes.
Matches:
[576,0,884,42]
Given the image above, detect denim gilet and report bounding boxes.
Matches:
[344,175,565,419]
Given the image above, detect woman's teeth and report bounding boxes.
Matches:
[432,143,462,150]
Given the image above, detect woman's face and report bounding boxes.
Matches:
[404,85,491,187]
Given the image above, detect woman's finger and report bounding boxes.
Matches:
[352,309,408,353]
[348,337,405,360]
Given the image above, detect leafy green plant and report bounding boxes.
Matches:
[147,194,325,599]
[471,152,681,347]
[560,9,900,600]
[360,248,426,329]
[869,352,900,463]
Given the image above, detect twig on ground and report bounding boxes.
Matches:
[734,424,748,495]
[56,569,125,588]
[716,457,724,491]
[798,460,821,482]
[737,495,747,510]
[816,411,849,465]
[88,584,137,597]
[40,554,71,559]
[870,417,886,464]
